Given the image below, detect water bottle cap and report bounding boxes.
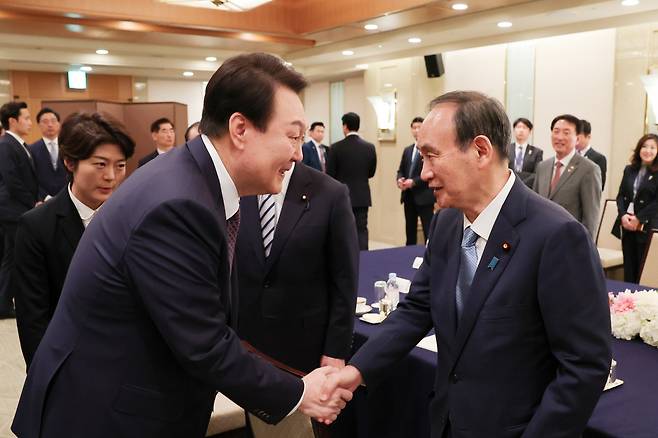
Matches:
[388,273,397,279]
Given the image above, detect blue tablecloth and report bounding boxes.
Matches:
[346,245,658,438]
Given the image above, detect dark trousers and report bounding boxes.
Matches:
[622,231,649,283]
[403,201,434,245]
[0,222,16,313]
[352,207,369,251]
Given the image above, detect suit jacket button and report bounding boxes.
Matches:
[450,373,459,383]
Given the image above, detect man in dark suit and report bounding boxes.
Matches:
[301,121,328,172]
[236,161,358,434]
[12,53,351,438]
[137,117,176,167]
[577,119,607,190]
[397,116,434,245]
[29,107,67,200]
[507,117,543,188]
[324,91,611,438]
[326,112,377,250]
[0,101,38,319]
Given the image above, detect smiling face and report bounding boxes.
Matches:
[66,142,127,210]
[236,85,305,195]
[418,103,479,212]
[640,138,658,166]
[551,118,578,160]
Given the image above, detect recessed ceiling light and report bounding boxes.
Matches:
[452,3,468,10]
[95,49,109,55]
[65,24,84,33]
[183,71,194,77]
[384,83,393,87]
[408,37,422,44]
[356,64,368,69]
[497,21,513,28]
[364,23,378,30]
[80,66,92,72]
[342,50,355,56]
[621,0,639,5]
[205,56,217,62]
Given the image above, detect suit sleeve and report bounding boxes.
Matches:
[326,147,336,178]
[532,164,541,193]
[13,215,52,369]
[368,145,377,178]
[523,220,611,437]
[349,214,437,386]
[0,144,36,210]
[322,184,359,359]
[636,176,658,227]
[396,148,406,181]
[599,155,607,191]
[581,165,602,239]
[123,200,303,424]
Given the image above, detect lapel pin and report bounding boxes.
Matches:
[301,194,310,210]
[650,175,654,181]
[502,241,511,252]
[487,256,499,271]
[528,150,532,155]
[568,165,575,173]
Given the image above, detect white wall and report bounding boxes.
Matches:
[443,45,507,102]
[303,81,330,131]
[147,79,205,126]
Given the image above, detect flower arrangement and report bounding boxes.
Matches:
[609,289,658,347]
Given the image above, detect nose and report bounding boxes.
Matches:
[420,158,432,182]
[292,142,303,162]
[104,166,116,181]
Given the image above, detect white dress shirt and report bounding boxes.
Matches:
[201,134,304,415]
[551,148,577,181]
[68,184,98,228]
[6,130,32,160]
[463,171,516,266]
[43,137,59,168]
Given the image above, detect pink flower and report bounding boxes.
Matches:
[611,294,636,314]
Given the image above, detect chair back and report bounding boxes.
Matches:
[597,199,621,250]
[639,230,658,288]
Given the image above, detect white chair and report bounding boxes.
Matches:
[596,199,624,269]
[205,393,245,437]
[639,230,658,288]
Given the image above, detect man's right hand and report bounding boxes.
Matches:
[320,365,362,405]
[299,366,353,424]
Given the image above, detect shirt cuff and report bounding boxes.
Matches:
[287,379,306,417]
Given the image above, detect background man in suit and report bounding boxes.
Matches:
[397,116,434,245]
[12,53,350,438]
[327,112,377,250]
[507,117,543,188]
[533,114,602,239]
[236,161,358,433]
[137,117,176,167]
[302,122,328,172]
[577,119,607,190]
[29,107,67,200]
[324,91,611,438]
[0,101,38,319]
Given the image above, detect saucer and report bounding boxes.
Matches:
[356,296,367,305]
[355,304,372,316]
[360,313,386,324]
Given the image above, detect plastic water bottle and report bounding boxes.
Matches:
[386,273,400,310]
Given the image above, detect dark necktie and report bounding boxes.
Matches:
[259,194,277,257]
[549,161,563,195]
[456,226,479,320]
[226,209,241,270]
[22,142,35,169]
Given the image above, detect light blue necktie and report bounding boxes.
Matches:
[456,226,479,320]
[515,146,524,173]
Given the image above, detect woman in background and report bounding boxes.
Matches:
[612,133,658,283]
[13,112,135,368]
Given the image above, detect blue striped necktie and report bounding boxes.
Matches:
[259,194,277,257]
[456,226,479,320]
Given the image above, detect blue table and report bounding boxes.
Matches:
[347,246,658,438]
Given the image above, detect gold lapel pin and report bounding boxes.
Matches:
[502,242,511,252]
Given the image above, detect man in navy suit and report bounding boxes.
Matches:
[327,112,377,250]
[0,101,38,319]
[576,119,607,191]
[397,116,434,245]
[506,118,543,188]
[137,117,176,167]
[325,91,611,438]
[12,53,351,438]
[29,108,67,200]
[301,121,328,172]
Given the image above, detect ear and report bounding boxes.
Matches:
[227,112,248,151]
[64,158,76,174]
[472,135,495,166]
[151,132,158,142]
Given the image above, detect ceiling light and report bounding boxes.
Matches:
[95,49,109,55]
[384,83,393,87]
[377,44,383,48]
[342,50,355,56]
[158,0,272,11]
[134,82,146,90]
[497,21,513,28]
[452,3,468,10]
[205,56,217,62]
[408,37,422,44]
[183,71,194,77]
[621,0,639,5]
[79,66,92,72]
[364,24,378,30]
[65,24,84,33]
[356,64,368,69]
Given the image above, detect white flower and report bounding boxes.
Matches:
[640,318,658,347]
[634,290,658,321]
[611,310,642,340]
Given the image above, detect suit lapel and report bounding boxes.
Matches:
[448,179,526,372]
[435,213,462,341]
[240,196,266,267]
[265,164,311,274]
[56,191,85,251]
[550,154,581,199]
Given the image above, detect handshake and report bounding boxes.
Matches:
[298,363,363,424]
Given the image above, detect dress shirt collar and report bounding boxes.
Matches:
[514,142,528,150]
[463,170,516,242]
[556,147,577,168]
[346,132,359,137]
[156,147,170,155]
[201,134,239,220]
[310,138,322,148]
[579,145,591,156]
[43,136,58,146]
[68,184,98,228]
[7,130,26,145]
